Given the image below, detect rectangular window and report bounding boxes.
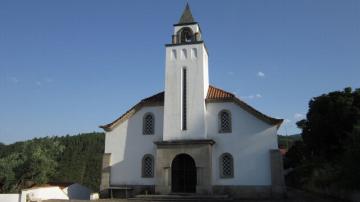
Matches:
[191,48,197,59]
[171,49,177,60]
[182,68,187,130]
[181,49,187,60]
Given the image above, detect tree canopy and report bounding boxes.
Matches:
[300,87,360,161]
[285,87,360,191]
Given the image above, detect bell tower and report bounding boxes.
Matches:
[163,4,209,141]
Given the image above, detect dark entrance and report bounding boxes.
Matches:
[171,154,196,193]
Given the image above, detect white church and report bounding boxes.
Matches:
[100,4,285,199]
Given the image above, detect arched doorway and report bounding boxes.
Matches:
[171,153,196,193]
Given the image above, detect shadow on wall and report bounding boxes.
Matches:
[108,107,163,197]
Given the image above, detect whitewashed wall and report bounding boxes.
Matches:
[0,194,20,202]
[21,187,68,202]
[105,100,279,186]
[163,43,209,141]
[105,106,163,185]
[206,102,278,186]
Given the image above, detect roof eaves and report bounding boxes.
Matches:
[99,92,164,132]
[206,95,283,128]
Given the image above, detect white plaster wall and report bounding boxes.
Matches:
[163,42,209,141]
[202,46,209,99]
[105,106,163,185]
[206,102,279,186]
[0,194,19,202]
[21,187,68,202]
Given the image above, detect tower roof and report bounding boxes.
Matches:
[178,3,195,24]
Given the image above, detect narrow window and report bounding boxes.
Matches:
[219,110,232,133]
[220,153,234,178]
[142,154,154,178]
[143,113,154,135]
[171,49,177,60]
[182,68,187,130]
[191,48,197,59]
[181,49,187,59]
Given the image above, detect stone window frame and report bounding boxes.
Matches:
[218,110,232,133]
[142,112,155,135]
[142,154,154,178]
[220,153,234,178]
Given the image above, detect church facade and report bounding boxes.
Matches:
[100,4,285,199]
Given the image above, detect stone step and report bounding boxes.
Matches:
[129,194,232,201]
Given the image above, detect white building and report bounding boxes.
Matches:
[0,183,92,202]
[100,4,285,199]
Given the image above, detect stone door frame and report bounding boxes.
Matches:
[154,139,215,195]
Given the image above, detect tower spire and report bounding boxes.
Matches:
[178,3,195,24]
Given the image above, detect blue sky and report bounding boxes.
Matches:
[1,0,359,144]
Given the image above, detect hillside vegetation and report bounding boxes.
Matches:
[0,132,104,193]
[278,134,302,149]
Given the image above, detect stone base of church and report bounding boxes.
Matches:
[213,185,282,199]
[215,185,286,199]
[101,185,155,198]
[270,149,286,199]
[102,185,285,199]
[100,148,286,199]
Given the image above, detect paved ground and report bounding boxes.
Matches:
[46,188,347,202]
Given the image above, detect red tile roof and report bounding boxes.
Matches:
[206,85,283,127]
[207,85,234,99]
[100,85,283,131]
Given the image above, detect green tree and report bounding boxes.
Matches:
[339,123,360,189]
[284,140,306,169]
[300,87,360,161]
[0,132,104,193]
[0,153,23,192]
[0,138,64,192]
[52,132,104,191]
[285,87,360,191]
[0,143,5,152]
[16,138,64,184]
